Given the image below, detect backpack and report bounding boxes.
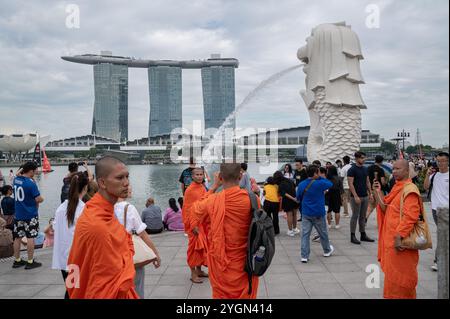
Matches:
[244,190,275,295]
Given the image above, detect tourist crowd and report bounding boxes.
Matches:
[0,150,448,300]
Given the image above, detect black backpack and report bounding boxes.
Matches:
[244,190,275,295]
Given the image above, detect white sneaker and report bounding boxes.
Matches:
[293,228,300,234]
[312,234,320,242]
[323,245,334,257]
[431,263,438,272]
[287,230,295,237]
[301,258,308,263]
[327,224,332,229]
[335,225,341,230]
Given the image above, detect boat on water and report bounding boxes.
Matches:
[41,148,53,173]
[32,143,53,174]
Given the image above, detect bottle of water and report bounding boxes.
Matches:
[253,246,265,270]
[255,246,266,261]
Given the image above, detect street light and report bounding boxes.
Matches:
[397,129,410,153]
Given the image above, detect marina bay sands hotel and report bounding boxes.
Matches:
[62,52,238,142]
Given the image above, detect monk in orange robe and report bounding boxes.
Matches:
[183,167,210,283]
[373,159,422,299]
[67,156,139,299]
[192,163,259,299]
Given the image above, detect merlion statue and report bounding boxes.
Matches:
[297,22,366,164]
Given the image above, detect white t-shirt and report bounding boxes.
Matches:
[284,172,294,180]
[52,199,85,271]
[340,164,352,189]
[114,201,147,235]
[430,172,449,210]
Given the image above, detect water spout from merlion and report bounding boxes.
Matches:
[201,64,302,169]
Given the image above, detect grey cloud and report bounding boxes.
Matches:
[0,0,448,147]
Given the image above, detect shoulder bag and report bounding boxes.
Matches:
[124,204,158,267]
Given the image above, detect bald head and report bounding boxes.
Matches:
[220,163,241,182]
[396,159,409,170]
[95,156,125,180]
[191,167,205,184]
[393,159,410,181]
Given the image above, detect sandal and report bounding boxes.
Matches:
[190,277,203,284]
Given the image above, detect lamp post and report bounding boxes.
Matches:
[397,129,410,153]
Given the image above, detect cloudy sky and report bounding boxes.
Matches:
[0,0,448,147]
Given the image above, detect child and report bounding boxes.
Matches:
[0,185,15,230]
[43,218,55,248]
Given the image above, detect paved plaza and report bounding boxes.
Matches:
[0,203,438,299]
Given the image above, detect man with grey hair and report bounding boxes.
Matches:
[141,197,163,234]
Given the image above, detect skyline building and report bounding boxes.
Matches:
[92,62,128,142]
[62,52,238,140]
[201,65,236,131]
[148,66,182,137]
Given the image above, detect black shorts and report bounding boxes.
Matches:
[13,217,40,239]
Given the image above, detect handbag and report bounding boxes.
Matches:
[399,186,433,250]
[124,204,158,267]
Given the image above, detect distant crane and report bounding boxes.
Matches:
[415,128,423,158]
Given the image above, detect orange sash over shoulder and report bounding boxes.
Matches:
[194,186,259,299]
[376,179,421,299]
[67,193,139,299]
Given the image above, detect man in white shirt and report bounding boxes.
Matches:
[340,156,352,218]
[424,152,449,272]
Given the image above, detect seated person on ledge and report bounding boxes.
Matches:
[141,197,163,234]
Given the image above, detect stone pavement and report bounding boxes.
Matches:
[0,203,438,299]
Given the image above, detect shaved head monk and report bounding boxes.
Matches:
[183,167,210,283]
[67,156,139,299]
[192,163,260,299]
[373,159,422,299]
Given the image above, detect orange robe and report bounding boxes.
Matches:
[67,193,139,299]
[193,185,259,299]
[183,182,209,268]
[376,179,421,299]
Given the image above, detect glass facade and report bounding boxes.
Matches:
[148,66,182,137]
[92,63,128,142]
[201,66,236,130]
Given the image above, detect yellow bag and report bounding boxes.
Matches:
[399,184,433,250]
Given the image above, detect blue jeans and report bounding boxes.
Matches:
[301,215,332,259]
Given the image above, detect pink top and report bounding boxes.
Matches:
[163,208,184,231]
